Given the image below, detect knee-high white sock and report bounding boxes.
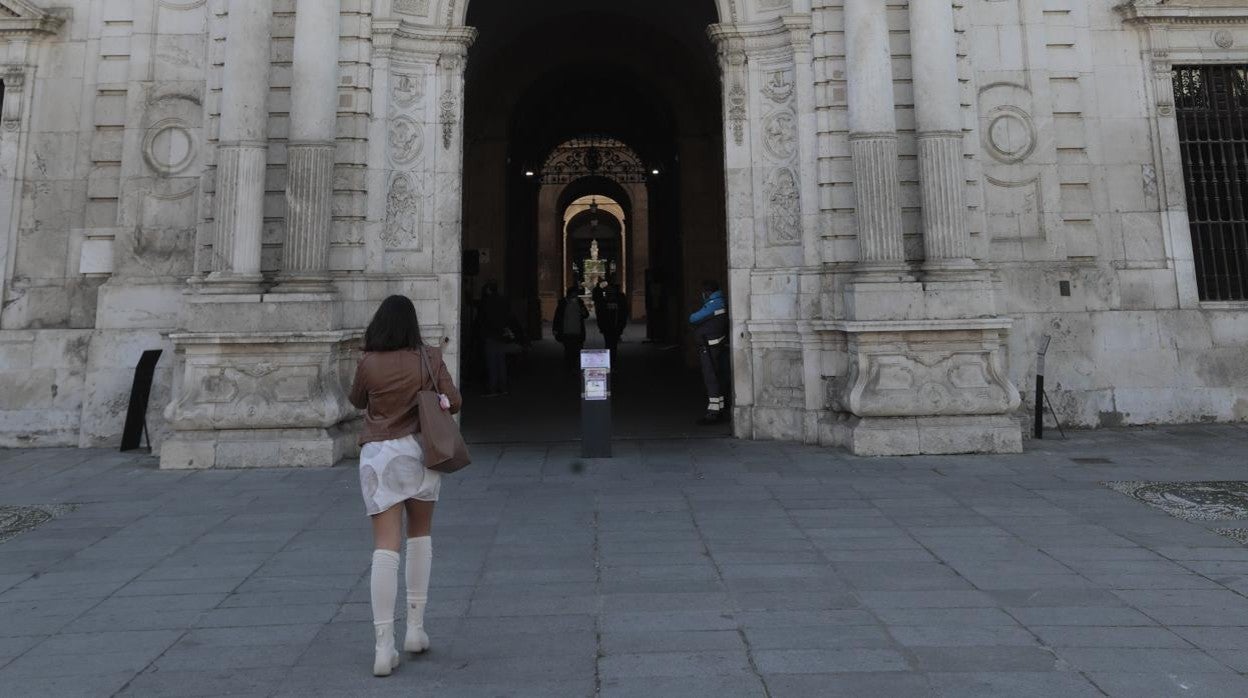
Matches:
[404,537,432,652]
[370,549,400,627]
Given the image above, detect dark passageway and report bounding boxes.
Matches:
[459,0,729,441]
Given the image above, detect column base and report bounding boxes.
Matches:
[272,275,336,295]
[835,415,1022,456]
[160,425,359,470]
[843,280,925,321]
[852,261,915,284]
[197,273,265,295]
[921,259,982,282]
[184,292,343,333]
[844,276,999,322]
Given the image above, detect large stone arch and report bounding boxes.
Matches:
[367,0,824,444]
[438,0,737,29]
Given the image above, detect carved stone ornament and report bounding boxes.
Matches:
[1214,30,1234,49]
[1,66,24,129]
[164,337,359,433]
[391,71,424,108]
[766,168,801,246]
[439,87,457,150]
[394,0,430,16]
[722,48,748,147]
[763,111,797,160]
[762,69,794,104]
[724,86,745,146]
[984,105,1037,165]
[143,118,197,176]
[383,173,421,250]
[759,349,803,407]
[840,348,1020,418]
[170,362,321,429]
[0,0,65,38]
[387,116,423,165]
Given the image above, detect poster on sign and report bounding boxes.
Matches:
[580,349,610,370]
[583,368,610,401]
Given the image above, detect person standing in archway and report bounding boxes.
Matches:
[475,281,517,396]
[595,278,628,360]
[690,279,729,425]
[553,285,589,370]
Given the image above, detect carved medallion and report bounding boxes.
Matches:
[388,116,423,165]
[143,118,196,176]
[1214,30,1234,49]
[391,72,424,108]
[984,105,1037,165]
[763,111,797,160]
[766,168,801,245]
[762,70,794,104]
[383,173,421,250]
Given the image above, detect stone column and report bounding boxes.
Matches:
[844,0,907,278]
[910,0,976,277]
[279,0,340,293]
[207,0,271,292]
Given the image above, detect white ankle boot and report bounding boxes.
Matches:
[405,603,430,653]
[373,624,400,677]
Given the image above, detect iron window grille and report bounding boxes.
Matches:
[1173,65,1248,302]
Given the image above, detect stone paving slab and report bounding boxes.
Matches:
[2,424,1248,696]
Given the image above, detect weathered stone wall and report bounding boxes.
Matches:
[0,0,1244,453]
[969,0,1248,427]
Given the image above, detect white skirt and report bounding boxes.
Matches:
[358,435,442,516]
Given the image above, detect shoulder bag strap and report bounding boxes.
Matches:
[418,346,438,393]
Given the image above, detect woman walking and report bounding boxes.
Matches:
[349,295,462,677]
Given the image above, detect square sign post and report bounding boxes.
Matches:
[581,349,612,458]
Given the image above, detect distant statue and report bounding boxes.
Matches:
[584,239,607,296]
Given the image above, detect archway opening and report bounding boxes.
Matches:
[460,0,728,442]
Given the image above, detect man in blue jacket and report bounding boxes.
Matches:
[689,280,729,425]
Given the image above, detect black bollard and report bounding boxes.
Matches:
[1035,335,1051,439]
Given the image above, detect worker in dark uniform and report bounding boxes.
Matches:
[689,280,729,425]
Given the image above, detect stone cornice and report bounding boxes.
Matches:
[815,318,1015,334]
[708,15,812,56]
[371,19,476,58]
[1117,1,1248,24]
[0,0,65,38]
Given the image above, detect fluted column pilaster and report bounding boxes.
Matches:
[844,0,907,279]
[910,0,977,277]
[206,0,272,293]
[279,0,340,293]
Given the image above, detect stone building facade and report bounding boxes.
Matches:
[0,0,1244,465]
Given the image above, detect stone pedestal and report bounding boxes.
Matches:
[159,294,360,470]
[828,319,1022,455]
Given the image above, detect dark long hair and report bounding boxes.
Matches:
[364,295,424,352]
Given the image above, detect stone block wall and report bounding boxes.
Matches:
[0,0,1244,454]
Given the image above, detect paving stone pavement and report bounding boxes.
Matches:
[3,424,1248,697]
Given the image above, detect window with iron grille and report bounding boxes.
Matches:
[1173,65,1248,301]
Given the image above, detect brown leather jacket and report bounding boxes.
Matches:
[349,347,463,446]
